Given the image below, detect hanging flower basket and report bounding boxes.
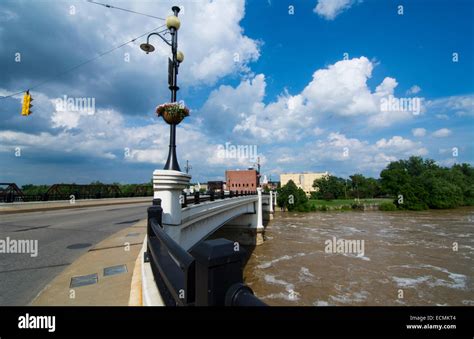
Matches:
[155,103,190,125]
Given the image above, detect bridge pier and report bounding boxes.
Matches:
[213,188,268,246]
[262,190,274,222]
[269,191,274,213]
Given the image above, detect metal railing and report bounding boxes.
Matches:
[145,198,266,306]
[146,199,195,306]
[181,190,258,208]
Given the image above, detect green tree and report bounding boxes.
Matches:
[277,180,308,211]
[380,156,471,210]
[349,174,381,199]
[397,182,428,210]
[450,164,474,205]
[312,175,346,200]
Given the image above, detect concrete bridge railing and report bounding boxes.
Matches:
[151,169,275,250]
[140,169,276,306]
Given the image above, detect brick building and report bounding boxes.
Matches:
[226,169,258,193]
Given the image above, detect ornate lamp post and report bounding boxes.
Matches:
[140,6,185,171]
[140,6,191,230]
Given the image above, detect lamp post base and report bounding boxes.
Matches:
[153,170,191,226]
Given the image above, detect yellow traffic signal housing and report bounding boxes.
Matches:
[21,93,27,115]
[21,91,33,116]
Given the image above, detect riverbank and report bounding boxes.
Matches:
[308,198,392,211]
[282,198,472,212]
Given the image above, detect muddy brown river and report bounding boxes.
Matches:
[243,208,474,306]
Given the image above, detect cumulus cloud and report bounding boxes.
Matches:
[1,2,469,183]
[201,56,424,145]
[264,133,428,177]
[0,0,260,116]
[432,128,452,137]
[302,57,378,116]
[314,0,357,20]
[412,128,427,137]
[406,85,421,95]
[0,90,266,179]
[180,0,260,84]
[375,136,428,156]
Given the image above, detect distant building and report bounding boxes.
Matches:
[185,183,208,194]
[263,181,279,190]
[208,181,224,192]
[226,169,258,192]
[280,172,329,196]
[261,175,279,190]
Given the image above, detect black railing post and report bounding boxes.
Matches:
[220,190,225,200]
[190,238,246,306]
[229,190,233,198]
[194,191,200,204]
[210,190,215,201]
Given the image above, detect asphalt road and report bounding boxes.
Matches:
[0,202,150,305]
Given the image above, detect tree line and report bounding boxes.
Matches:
[277,156,474,211]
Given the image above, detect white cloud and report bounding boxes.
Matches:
[0,91,267,174]
[432,128,452,138]
[179,0,260,84]
[412,128,426,137]
[264,133,428,177]
[69,0,260,88]
[303,57,378,116]
[314,0,356,20]
[375,136,428,156]
[425,95,474,117]
[313,127,325,136]
[198,56,428,147]
[407,85,421,95]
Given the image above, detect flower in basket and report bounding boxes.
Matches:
[155,102,190,125]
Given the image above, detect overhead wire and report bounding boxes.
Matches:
[0,24,166,99]
[86,0,166,20]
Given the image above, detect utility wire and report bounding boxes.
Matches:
[0,24,166,100]
[86,0,166,20]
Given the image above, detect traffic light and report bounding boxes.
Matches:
[21,91,33,116]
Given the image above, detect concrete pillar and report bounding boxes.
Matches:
[257,187,263,229]
[153,170,191,226]
[273,191,278,207]
[269,191,274,213]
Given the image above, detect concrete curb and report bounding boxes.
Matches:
[140,238,165,306]
[128,240,144,306]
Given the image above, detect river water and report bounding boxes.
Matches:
[243,208,474,306]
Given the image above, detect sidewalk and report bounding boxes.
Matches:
[31,219,147,306]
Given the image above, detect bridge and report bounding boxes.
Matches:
[140,170,276,306]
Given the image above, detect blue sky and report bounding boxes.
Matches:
[0,0,473,185]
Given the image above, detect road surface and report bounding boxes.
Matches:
[0,202,150,305]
